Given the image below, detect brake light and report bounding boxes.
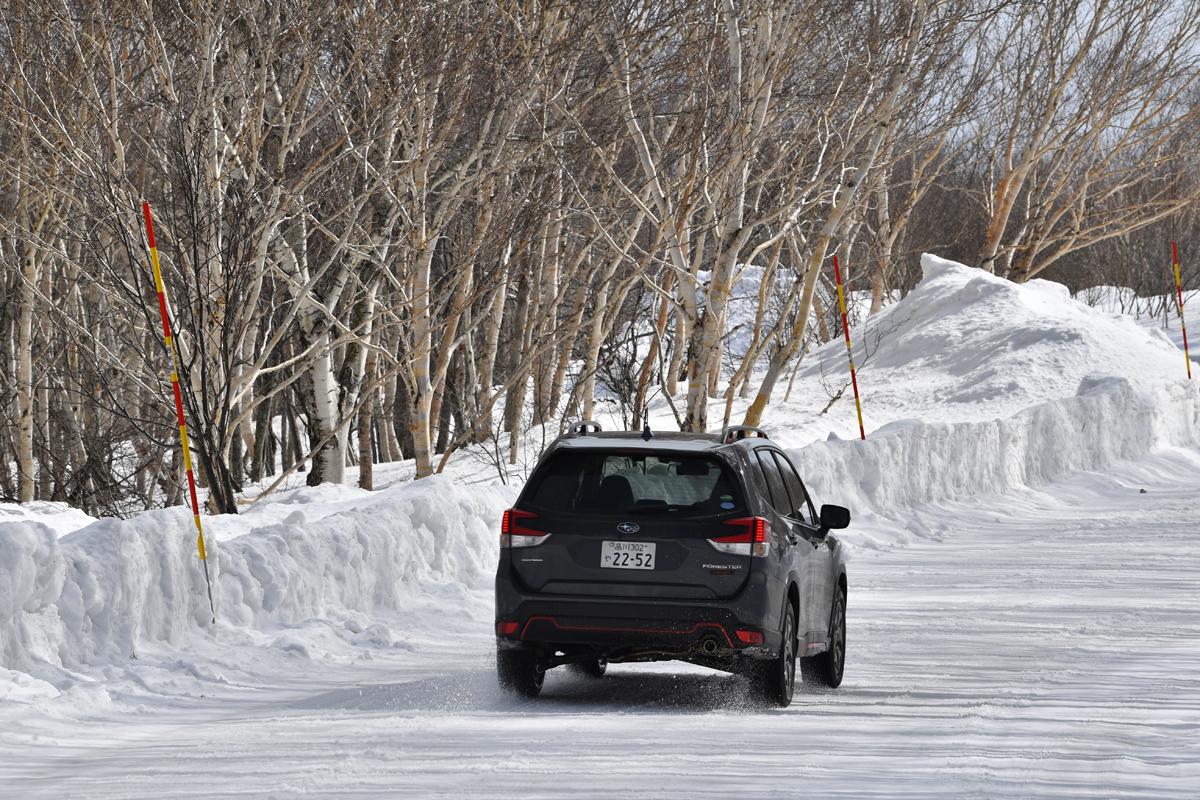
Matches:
[708,516,770,557]
[500,508,551,548]
[735,629,764,645]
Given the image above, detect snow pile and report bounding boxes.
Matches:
[0,502,96,539]
[774,254,1195,445]
[209,482,384,542]
[777,255,1200,545]
[2,253,1198,688]
[0,476,512,675]
[794,377,1200,546]
[1074,284,1197,359]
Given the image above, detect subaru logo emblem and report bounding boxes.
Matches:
[617,522,640,535]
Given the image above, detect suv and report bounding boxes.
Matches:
[494,422,850,706]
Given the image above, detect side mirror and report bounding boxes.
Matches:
[819,504,850,531]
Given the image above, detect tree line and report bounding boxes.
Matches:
[2,0,1198,515]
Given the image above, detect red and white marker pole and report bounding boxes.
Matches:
[832,255,867,440]
[142,201,216,622]
[1172,241,1192,380]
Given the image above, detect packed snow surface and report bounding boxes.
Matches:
[2,254,1199,797]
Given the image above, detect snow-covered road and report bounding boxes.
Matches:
[7,449,1200,799]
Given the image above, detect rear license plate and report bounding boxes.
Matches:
[601,540,656,570]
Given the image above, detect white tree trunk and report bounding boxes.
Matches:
[410,245,436,479]
[308,333,345,485]
[16,246,36,502]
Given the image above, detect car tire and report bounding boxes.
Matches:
[496,647,545,697]
[802,587,846,688]
[752,602,797,707]
[568,658,607,678]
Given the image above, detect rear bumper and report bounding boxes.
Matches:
[495,595,777,658]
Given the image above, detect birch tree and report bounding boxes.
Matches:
[974,0,1200,281]
[743,1,930,427]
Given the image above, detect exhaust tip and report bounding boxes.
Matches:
[700,637,719,655]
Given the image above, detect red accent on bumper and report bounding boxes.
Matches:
[519,615,734,647]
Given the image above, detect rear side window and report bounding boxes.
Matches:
[755,451,792,518]
[772,451,812,524]
[524,451,745,517]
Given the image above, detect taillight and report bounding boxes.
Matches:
[708,516,770,557]
[496,621,519,637]
[501,508,551,548]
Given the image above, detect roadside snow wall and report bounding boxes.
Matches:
[794,376,1200,529]
[5,378,1196,677]
[4,252,1200,680]
[0,476,513,674]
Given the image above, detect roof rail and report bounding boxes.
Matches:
[719,425,769,444]
[567,419,603,435]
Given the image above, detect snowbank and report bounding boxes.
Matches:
[782,256,1200,522]
[3,254,1198,687]
[795,377,1200,528]
[0,501,96,539]
[1074,284,1198,361]
[0,476,513,675]
[772,254,1194,446]
[7,378,1195,678]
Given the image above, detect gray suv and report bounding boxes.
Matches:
[494,423,850,706]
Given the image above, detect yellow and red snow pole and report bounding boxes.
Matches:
[832,255,867,440]
[142,201,216,623]
[1172,241,1192,380]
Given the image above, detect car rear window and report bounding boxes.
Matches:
[523,451,745,517]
